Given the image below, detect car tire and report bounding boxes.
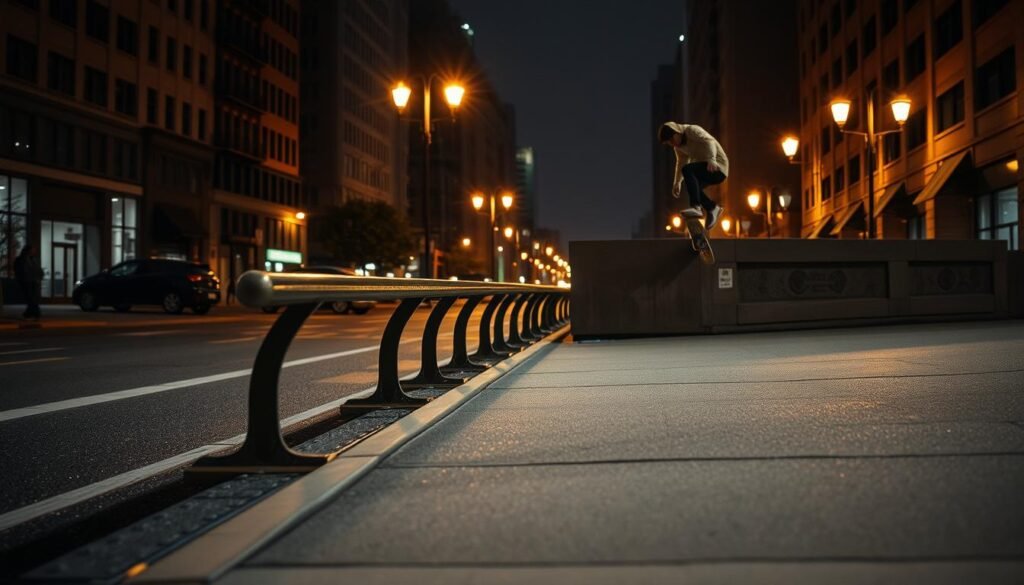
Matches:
[351,307,370,315]
[261,306,280,314]
[162,292,185,314]
[79,292,99,312]
[330,301,350,314]
[192,304,211,315]
[113,304,132,312]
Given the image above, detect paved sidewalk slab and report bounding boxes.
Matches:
[229,321,1024,583]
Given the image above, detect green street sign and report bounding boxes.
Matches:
[266,248,302,264]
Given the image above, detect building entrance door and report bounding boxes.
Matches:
[52,243,78,300]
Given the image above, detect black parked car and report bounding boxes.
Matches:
[73,259,221,314]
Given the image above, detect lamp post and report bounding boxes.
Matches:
[471,191,514,280]
[829,92,911,239]
[392,78,466,278]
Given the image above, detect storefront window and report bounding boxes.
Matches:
[111,196,138,264]
[0,175,30,278]
[40,221,85,298]
[976,187,1019,250]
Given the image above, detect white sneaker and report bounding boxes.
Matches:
[705,205,723,230]
[681,207,704,218]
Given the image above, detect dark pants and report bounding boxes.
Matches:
[681,162,726,212]
[20,280,40,319]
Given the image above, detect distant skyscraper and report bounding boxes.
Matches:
[515,146,538,233]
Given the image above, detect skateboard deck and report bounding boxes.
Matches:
[684,216,716,265]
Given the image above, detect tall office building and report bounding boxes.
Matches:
[515,146,538,234]
[299,0,409,264]
[211,0,305,286]
[796,0,1021,246]
[685,0,801,238]
[1,0,215,300]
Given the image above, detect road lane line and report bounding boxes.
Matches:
[115,330,189,337]
[207,336,262,344]
[0,347,64,356]
[0,357,69,367]
[0,342,409,422]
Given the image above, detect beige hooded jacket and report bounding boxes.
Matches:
[662,122,730,194]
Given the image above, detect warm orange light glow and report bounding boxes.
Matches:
[461,237,471,248]
[721,217,732,233]
[533,242,540,250]
[471,193,485,210]
[391,82,412,110]
[830,98,852,128]
[890,97,911,124]
[504,226,514,239]
[747,191,761,211]
[781,135,799,158]
[444,83,465,108]
[124,563,149,579]
[777,192,793,211]
[520,251,528,260]
[501,192,514,210]
[545,246,553,256]
[670,215,682,229]
[295,211,306,220]
[1008,159,1020,173]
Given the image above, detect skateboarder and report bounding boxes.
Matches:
[658,122,729,230]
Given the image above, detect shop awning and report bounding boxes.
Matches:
[830,201,866,236]
[912,151,972,206]
[874,182,907,217]
[805,214,834,239]
[154,204,204,242]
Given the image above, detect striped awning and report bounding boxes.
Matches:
[830,201,866,236]
[805,214,834,239]
[912,151,971,206]
[874,182,907,217]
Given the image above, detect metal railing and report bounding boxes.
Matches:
[191,271,570,475]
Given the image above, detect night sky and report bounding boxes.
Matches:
[448,0,684,246]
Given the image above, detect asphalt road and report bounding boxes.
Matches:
[0,301,489,519]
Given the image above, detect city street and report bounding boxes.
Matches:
[0,302,480,539]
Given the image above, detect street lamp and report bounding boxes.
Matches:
[461,237,471,248]
[747,189,773,238]
[392,77,466,278]
[829,91,911,238]
[470,190,514,280]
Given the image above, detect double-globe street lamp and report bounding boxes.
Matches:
[781,92,911,239]
[471,191,513,280]
[392,77,466,278]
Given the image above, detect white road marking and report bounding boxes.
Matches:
[0,342,409,423]
[0,347,64,356]
[0,357,69,367]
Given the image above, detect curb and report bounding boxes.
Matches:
[132,325,570,584]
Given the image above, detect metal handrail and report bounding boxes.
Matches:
[190,270,570,476]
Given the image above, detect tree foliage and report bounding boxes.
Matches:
[315,200,416,270]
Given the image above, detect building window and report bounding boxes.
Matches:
[164,96,175,130]
[200,0,209,30]
[167,0,177,13]
[6,35,37,82]
[198,109,206,140]
[84,66,108,106]
[883,58,900,92]
[862,16,877,57]
[0,175,30,279]
[113,140,137,179]
[182,102,191,136]
[881,0,899,35]
[830,3,842,37]
[845,41,858,77]
[44,118,74,167]
[166,37,176,72]
[114,79,137,116]
[849,154,861,184]
[83,130,107,173]
[50,0,76,27]
[883,132,902,164]
[818,23,828,55]
[835,166,846,192]
[906,108,927,151]
[976,187,1019,250]
[47,51,74,95]
[975,47,1016,111]
[182,45,192,78]
[936,81,965,132]
[199,54,207,84]
[146,88,158,124]
[148,26,159,63]
[973,0,1008,28]
[905,34,925,82]
[934,0,963,59]
[821,126,832,155]
[111,196,138,264]
[184,0,193,21]
[822,176,832,201]
[116,16,138,55]
[832,58,842,89]
[85,1,109,42]
[904,0,920,11]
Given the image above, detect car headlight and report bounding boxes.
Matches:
[74,280,84,287]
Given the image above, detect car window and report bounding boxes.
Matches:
[110,261,139,277]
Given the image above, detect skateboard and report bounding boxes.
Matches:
[684,216,716,265]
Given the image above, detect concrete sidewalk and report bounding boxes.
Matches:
[204,321,1024,583]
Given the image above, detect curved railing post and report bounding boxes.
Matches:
[441,295,487,375]
[404,296,466,389]
[506,294,531,349]
[342,298,430,416]
[191,303,331,474]
[539,294,555,333]
[520,294,542,341]
[491,294,518,355]
[469,294,506,364]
